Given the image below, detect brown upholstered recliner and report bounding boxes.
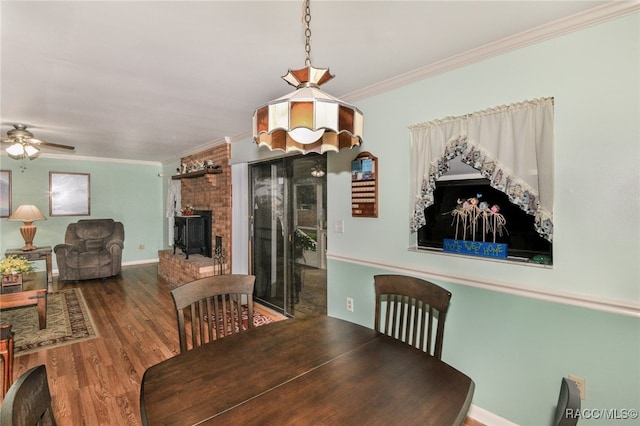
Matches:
[54,219,124,281]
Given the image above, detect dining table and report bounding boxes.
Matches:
[140,315,475,426]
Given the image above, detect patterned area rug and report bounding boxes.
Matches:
[1,288,98,355]
[201,305,275,334]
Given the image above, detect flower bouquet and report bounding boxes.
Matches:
[0,255,35,293]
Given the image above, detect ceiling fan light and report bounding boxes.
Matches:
[6,142,25,156]
[25,144,40,157]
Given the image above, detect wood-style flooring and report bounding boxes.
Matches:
[6,264,283,425]
[4,264,482,426]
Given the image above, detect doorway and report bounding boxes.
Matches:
[250,155,327,317]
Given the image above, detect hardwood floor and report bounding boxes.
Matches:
[4,264,482,426]
[7,264,283,425]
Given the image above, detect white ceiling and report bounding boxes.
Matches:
[0,1,623,163]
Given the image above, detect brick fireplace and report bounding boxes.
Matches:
[158,143,232,287]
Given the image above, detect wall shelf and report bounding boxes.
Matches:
[172,168,222,180]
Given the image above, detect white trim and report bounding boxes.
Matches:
[52,258,158,276]
[342,2,640,103]
[0,150,162,166]
[326,253,640,319]
[177,138,227,160]
[468,404,519,426]
[122,259,159,267]
[231,163,250,274]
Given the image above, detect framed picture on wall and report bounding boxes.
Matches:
[0,170,11,217]
[49,172,91,216]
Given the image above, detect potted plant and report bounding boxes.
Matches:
[292,229,317,303]
[0,255,35,293]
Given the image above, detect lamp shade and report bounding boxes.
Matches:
[8,205,46,222]
[253,65,363,154]
[8,205,46,251]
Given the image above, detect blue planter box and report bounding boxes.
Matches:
[442,239,507,259]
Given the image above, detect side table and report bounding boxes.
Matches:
[4,246,53,293]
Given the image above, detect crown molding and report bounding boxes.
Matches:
[342,1,640,102]
[176,137,228,160]
[0,150,162,166]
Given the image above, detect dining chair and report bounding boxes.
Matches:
[374,274,451,359]
[0,324,15,398]
[171,274,256,353]
[554,377,581,426]
[0,364,56,426]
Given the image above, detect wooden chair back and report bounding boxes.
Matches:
[374,274,451,359]
[171,274,256,353]
[555,377,580,426]
[0,364,56,426]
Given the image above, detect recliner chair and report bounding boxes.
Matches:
[54,219,124,281]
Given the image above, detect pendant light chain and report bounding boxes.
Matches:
[252,0,363,154]
[304,0,312,67]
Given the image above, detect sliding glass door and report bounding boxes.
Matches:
[250,155,326,317]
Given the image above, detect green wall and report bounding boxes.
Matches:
[1,10,636,425]
[232,12,640,425]
[0,156,164,268]
[322,13,640,425]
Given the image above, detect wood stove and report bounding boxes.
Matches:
[173,210,212,259]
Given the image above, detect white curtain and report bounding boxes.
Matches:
[409,97,554,241]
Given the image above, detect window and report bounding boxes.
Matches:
[417,175,552,262]
[409,98,554,264]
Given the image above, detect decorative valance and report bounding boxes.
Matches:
[409,97,554,241]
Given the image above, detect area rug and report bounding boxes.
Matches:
[202,305,276,334]
[1,288,98,355]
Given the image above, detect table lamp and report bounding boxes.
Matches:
[7,204,47,251]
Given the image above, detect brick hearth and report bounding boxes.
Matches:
[157,250,228,287]
[158,143,232,287]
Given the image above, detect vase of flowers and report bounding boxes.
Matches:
[0,255,35,293]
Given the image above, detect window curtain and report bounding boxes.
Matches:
[409,97,554,241]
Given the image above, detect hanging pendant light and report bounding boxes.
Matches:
[310,163,325,177]
[253,0,363,154]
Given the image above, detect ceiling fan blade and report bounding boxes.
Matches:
[38,141,75,150]
[2,124,74,151]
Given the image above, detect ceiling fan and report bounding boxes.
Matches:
[1,124,74,166]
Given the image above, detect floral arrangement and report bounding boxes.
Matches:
[0,255,35,275]
[181,205,195,216]
[449,196,507,243]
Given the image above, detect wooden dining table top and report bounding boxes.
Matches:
[141,315,475,426]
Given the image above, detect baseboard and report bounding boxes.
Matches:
[122,258,159,267]
[468,404,519,426]
[52,258,159,276]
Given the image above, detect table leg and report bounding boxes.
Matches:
[36,292,47,329]
[46,253,53,293]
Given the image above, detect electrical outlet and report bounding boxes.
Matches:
[568,374,586,400]
[334,220,344,234]
[138,244,145,250]
[346,297,354,312]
